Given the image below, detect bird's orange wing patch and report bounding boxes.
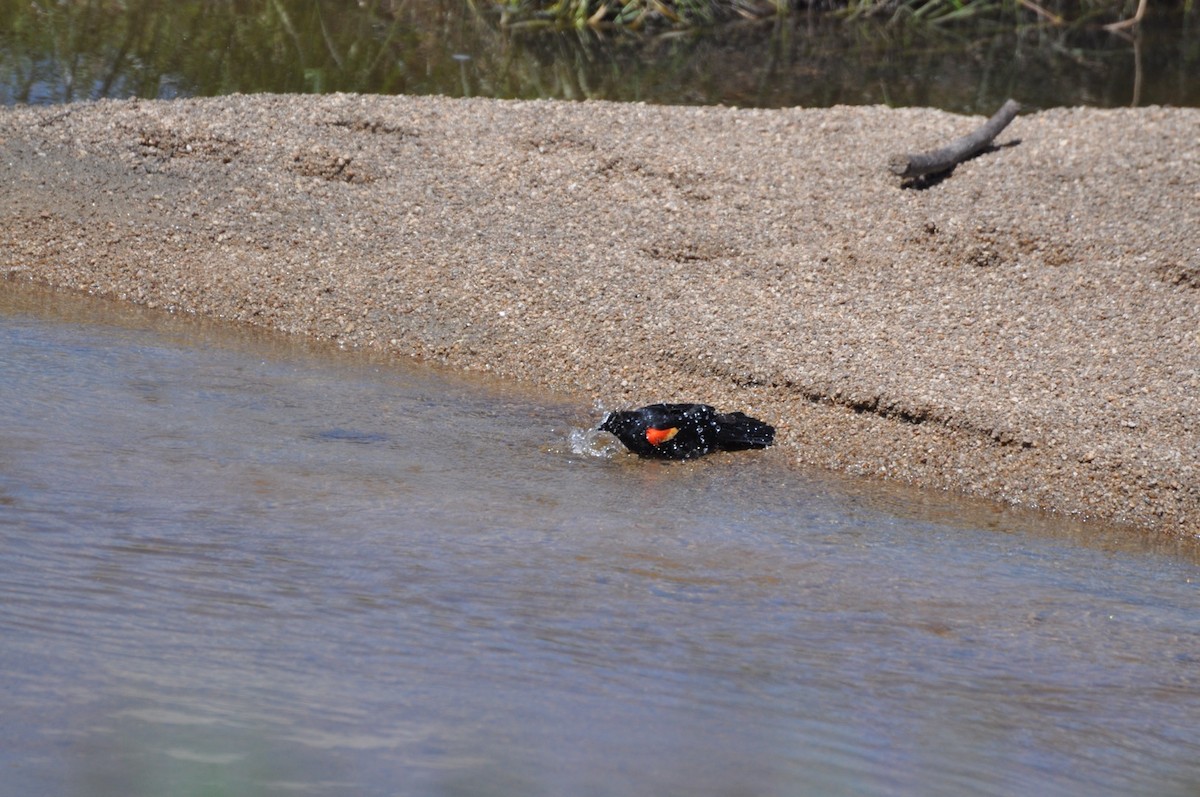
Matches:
[645,426,679,446]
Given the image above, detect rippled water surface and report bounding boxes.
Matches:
[2,283,1199,797]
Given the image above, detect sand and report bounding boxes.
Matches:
[1,94,1197,536]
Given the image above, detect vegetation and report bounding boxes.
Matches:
[486,0,1190,29]
[0,0,1195,111]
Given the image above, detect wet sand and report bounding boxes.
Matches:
[2,94,1197,536]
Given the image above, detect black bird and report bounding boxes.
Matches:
[598,403,774,460]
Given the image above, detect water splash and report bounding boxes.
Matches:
[543,399,625,459]
[565,425,623,459]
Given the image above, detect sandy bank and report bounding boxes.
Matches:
[2,94,1197,535]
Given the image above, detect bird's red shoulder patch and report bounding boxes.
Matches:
[645,426,679,446]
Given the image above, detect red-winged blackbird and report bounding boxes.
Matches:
[599,403,775,460]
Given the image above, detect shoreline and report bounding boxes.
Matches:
[2,94,1197,536]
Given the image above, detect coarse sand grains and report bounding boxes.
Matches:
[2,94,1197,536]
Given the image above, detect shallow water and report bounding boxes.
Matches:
[2,282,1199,797]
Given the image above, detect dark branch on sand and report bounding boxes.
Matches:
[888,99,1021,180]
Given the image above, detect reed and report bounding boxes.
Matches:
[1,0,1195,110]
[489,0,1191,29]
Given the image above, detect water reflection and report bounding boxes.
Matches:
[2,281,1200,796]
[0,0,1196,111]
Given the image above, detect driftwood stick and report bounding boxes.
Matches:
[888,99,1021,179]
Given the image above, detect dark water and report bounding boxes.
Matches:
[0,0,1196,112]
[2,280,1200,797]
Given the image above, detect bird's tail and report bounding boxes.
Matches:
[715,412,775,451]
